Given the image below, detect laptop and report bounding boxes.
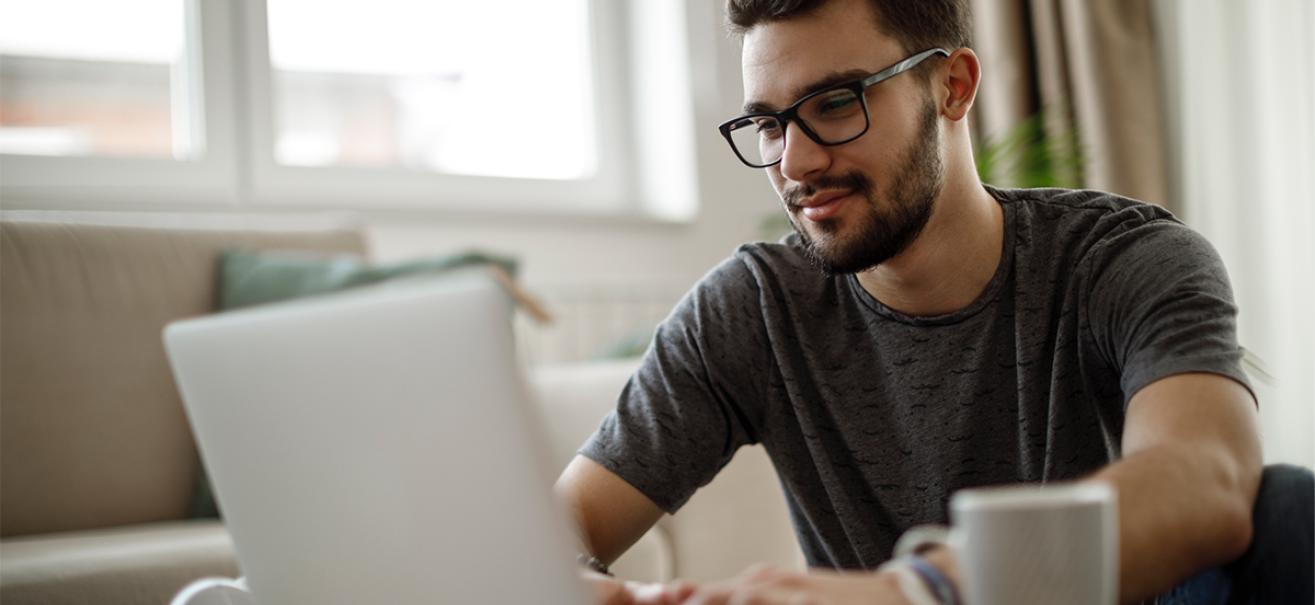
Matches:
[164,273,591,604]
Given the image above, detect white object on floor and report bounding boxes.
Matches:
[170,577,255,605]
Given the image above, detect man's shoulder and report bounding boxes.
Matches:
[993,186,1191,267]
[708,232,825,288]
[994,186,1179,234]
[681,233,832,315]
[994,186,1173,223]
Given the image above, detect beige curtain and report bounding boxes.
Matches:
[969,0,1171,210]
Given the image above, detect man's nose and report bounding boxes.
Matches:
[778,122,831,183]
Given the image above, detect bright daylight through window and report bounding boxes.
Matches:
[267,0,598,180]
[0,0,193,159]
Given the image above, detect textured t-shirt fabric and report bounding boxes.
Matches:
[578,186,1251,569]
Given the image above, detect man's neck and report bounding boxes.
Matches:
[853,179,1003,317]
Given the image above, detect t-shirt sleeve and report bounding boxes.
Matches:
[1083,217,1254,406]
[577,253,767,513]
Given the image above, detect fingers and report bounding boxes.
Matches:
[675,565,827,605]
[664,581,699,603]
[679,571,794,605]
[590,565,813,605]
[741,563,785,579]
[583,571,633,605]
[681,585,785,605]
[623,564,902,605]
[628,580,697,605]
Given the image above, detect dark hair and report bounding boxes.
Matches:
[725,0,972,54]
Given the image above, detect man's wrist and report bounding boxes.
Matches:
[918,547,962,603]
[875,564,942,605]
[878,546,962,605]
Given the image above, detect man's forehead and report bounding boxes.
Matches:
[738,4,903,111]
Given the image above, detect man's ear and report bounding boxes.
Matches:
[939,48,980,122]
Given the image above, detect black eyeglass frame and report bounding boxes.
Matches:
[718,47,950,168]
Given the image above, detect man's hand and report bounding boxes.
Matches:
[585,570,698,605]
[671,564,908,605]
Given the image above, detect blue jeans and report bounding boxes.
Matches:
[1154,465,1313,605]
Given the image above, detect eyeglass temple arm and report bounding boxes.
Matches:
[861,48,951,87]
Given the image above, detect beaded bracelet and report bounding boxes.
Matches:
[906,555,961,605]
[876,559,943,605]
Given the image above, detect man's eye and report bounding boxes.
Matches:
[755,120,783,138]
[817,94,858,114]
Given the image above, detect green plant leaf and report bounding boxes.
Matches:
[977,109,1084,189]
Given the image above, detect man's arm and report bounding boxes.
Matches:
[925,376,1262,602]
[670,372,1262,605]
[926,373,1262,603]
[1089,372,1262,603]
[555,455,666,564]
[558,456,708,605]
[555,461,919,605]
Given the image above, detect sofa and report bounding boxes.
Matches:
[0,213,801,604]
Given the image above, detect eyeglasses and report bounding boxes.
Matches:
[719,48,949,168]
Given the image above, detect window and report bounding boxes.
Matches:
[0,0,192,158]
[267,0,596,180]
[0,0,646,215]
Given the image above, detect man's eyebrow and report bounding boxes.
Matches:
[741,68,871,114]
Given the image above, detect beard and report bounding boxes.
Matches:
[786,99,944,276]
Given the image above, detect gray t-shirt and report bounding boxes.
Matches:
[579,186,1250,569]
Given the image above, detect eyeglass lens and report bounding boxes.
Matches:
[726,87,868,166]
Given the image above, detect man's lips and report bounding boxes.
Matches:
[795,190,854,221]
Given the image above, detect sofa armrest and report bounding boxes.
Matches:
[0,520,238,605]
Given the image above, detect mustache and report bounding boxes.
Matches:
[783,172,874,209]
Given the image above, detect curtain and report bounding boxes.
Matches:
[971,0,1315,469]
[969,0,1171,209]
[1153,0,1315,469]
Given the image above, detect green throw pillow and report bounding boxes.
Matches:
[217,249,518,310]
[188,248,519,519]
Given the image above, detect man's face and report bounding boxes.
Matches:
[740,0,945,274]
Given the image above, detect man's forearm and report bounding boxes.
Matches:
[1087,441,1259,604]
[917,442,1258,605]
[669,439,1258,605]
[556,455,666,565]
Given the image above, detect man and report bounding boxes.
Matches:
[556,0,1313,603]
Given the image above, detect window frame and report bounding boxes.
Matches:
[0,0,240,207]
[1,0,645,218]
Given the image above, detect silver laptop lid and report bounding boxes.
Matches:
[164,274,588,604]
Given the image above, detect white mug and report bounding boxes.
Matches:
[896,481,1118,605]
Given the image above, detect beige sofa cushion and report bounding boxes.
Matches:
[0,520,237,605]
[0,218,366,537]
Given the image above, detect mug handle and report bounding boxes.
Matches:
[894,524,954,557]
[170,577,256,605]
